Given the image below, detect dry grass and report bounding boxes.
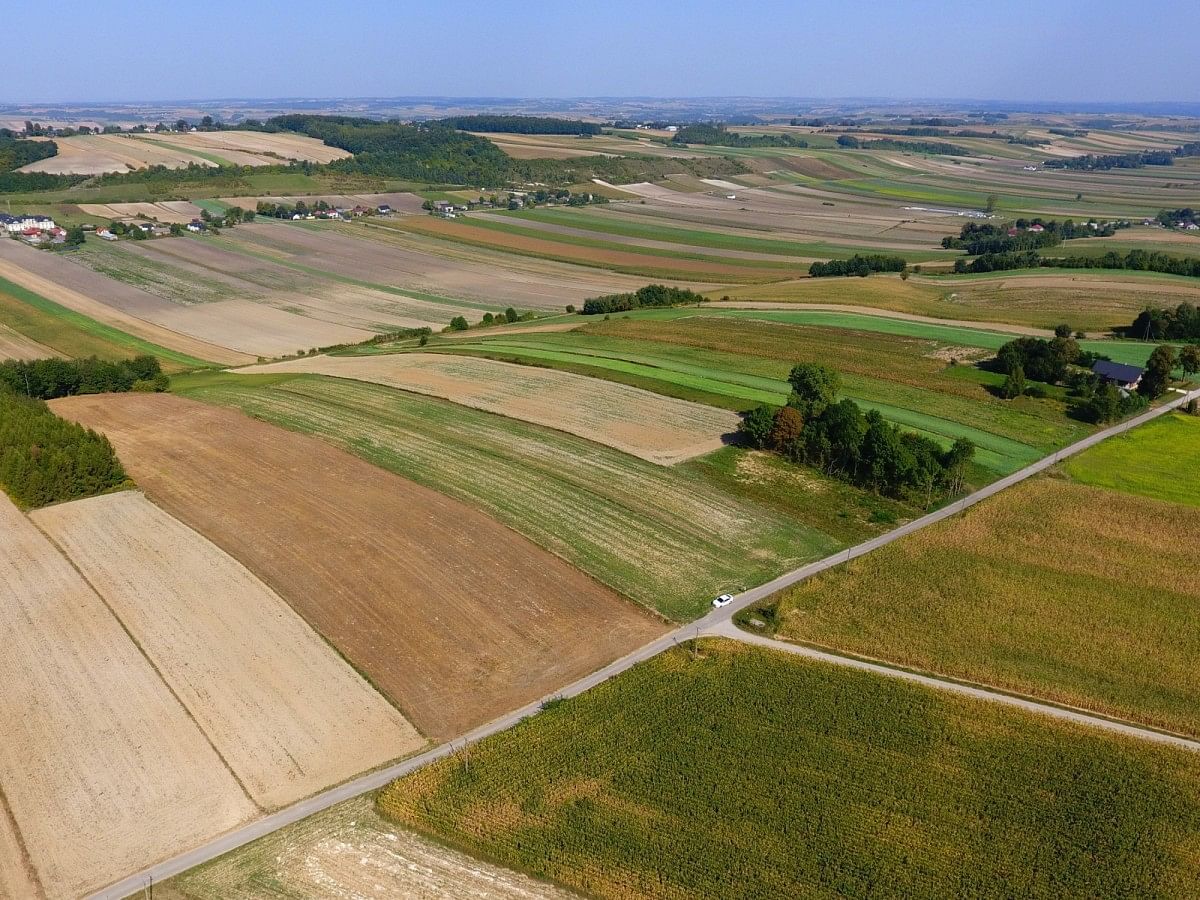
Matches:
[32,491,424,809]
[240,352,741,464]
[0,493,255,898]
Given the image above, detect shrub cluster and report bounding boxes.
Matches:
[809,254,907,278]
[581,284,707,315]
[0,356,167,399]
[0,390,129,508]
[739,363,973,502]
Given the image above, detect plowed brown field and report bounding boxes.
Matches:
[52,393,666,740]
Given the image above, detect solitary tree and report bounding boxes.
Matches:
[1180,345,1200,380]
[1054,323,1072,338]
[1001,365,1026,400]
[1139,344,1177,398]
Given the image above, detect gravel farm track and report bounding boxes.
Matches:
[51,392,667,742]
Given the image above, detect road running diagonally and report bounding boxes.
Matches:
[90,385,1200,900]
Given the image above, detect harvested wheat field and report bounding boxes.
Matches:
[136,130,351,165]
[0,321,54,361]
[0,493,255,899]
[242,353,740,464]
[77,200,205,224]
[52,393,666,740]
[32,491,424,809]
[162,795,577,899]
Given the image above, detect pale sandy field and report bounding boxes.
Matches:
[77,200,205,224]
[19,130,347,174]
[240,352,739,464]
[0,494,255,899]
[162,796,577,900]
[32,492,426,810]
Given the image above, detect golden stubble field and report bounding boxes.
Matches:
[0,493,256,899]
[32,491,425,809]
[240,352,741,464]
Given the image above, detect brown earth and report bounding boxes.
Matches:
[0,322,54,361]
[401,217,799,280]
[52,393,667,741]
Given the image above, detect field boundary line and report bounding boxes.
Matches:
[0,782,45,899]
[706,621,1200,751]
[87,385,1200,900]
[28,505,264,813]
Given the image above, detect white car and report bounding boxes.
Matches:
[712,594,734,608]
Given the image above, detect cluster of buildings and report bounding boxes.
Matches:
[0,212,66,244]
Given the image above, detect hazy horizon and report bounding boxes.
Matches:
[5,0,1196,106]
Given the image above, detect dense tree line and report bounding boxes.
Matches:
[836,135,969,155]
[942,218,1125,255]
[0,356,168,399]
[1129,303,1200,340]
[738,363,974,503]
[436,115,602,135]
[0,137,58,172]
[672,124,808,148]
[1044,141,1200,170]
[581,284,707,315]
[0,390,129,508]
[809,254,907,277]
[954,248,1200,278]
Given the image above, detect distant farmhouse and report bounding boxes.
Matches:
[1092,360,1144,391]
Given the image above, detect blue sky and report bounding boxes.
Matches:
[4,1,1195,103]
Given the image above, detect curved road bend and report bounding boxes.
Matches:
[91,386,1200,900]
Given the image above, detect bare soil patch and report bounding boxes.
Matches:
[241,352,739,464]
[52,393,666,740]
[0,321,54,361]
[162,796,577,899]
[0,493,254,898]
[33,491,424,810]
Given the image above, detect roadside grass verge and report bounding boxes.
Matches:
[1065,413,1200,507]
[378,638,1200,899]
[764,476,1200,737]
[0,276,212,370]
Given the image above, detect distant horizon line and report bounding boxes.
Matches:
[2,95,1198,109]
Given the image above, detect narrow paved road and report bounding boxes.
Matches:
[90,385,1200,900]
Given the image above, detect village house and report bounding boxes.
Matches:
[1092,360,1144,391]
[186,219,206,233]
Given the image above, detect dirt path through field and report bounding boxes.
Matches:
[52,394,667,741]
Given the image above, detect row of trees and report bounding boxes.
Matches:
[0,390,129,508]
[738,364,974,503]
[942,218,1125,255]
[0,136,57,172]
[836,135,969,155]
[955,248,1200,278]
[445,307,532,332]
[437,115,602,135]
[809,254,907,278]
[581,284,707,315]
[1129,303,1200,341]
[0,356,167,399]
[1044,141,1200,170]
[672,124,808,148]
